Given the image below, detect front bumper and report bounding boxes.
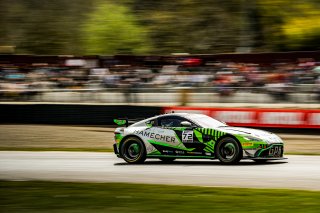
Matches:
[255,143,284,158]
[244,143,284,158]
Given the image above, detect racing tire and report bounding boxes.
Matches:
[216,137,242,164]
[120,137,146,164]
[159,157,176,163]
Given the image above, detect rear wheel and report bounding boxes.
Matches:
[159,157,176,163]
[121,137,146,164]
[216,137,242,164]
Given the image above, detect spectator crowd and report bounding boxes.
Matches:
[0,56,320,102]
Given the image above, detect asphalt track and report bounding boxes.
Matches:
[0,151,319,191]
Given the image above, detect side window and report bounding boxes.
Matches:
[158,116,195,128]
[160,118,181,127]
[145,119,156,127]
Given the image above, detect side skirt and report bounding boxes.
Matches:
[244,157,288,160]
[147,155,216,159]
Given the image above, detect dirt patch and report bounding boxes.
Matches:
[0,125,113,149]
[0,125,319,154]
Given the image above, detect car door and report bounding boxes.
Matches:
[155,116,206,155]
[147,116,183,154]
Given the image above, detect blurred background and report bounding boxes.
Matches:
[0,0,320,105]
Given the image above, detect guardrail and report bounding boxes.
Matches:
[1,102,319,128]
[0,103,162,125]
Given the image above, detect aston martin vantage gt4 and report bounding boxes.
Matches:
[113,113,285,164]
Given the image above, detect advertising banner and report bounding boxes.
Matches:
[163,107,320,128]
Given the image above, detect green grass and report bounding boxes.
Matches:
[0,181,319,213]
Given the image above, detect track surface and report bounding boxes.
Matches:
[0,151,319,190]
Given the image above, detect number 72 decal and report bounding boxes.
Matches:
[182,130,193,143]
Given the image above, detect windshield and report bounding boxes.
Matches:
[187,114,227,128]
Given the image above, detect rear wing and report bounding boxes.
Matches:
[113,118,145,127]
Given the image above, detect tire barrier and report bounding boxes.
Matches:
[0,103,162,125]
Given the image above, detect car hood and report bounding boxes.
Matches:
[217,126,283,144]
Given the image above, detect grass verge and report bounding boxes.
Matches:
[0,181,319,213]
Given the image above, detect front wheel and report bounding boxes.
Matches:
[120,137,146,164]
[216,137,242,164]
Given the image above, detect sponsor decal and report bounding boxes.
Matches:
[182,130,193,143]
[260,112,304,125]
[162,150,174,154]
[175,150,185,155]
[187,151,203,155]
[133,130,175,142]
[213,111,255,124]
[242,142,253,147]
[309,113,320,125]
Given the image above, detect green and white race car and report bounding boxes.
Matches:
[113,113,285,164]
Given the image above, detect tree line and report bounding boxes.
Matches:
[0,0,319,55]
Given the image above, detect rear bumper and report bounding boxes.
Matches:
[113,144,119,155]
[113,143,121,158]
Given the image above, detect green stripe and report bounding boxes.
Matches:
[205,146,214,152]
[147,155,214,159]
[148,150,161,155]
[194,129,203,143]
[203,147,211,153]
[206,143,214,149]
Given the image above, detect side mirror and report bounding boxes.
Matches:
[180,121,192,127]
[146,120,153,128]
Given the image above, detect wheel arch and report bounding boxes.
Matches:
[214,134,242,153]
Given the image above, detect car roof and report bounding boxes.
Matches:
[131,113,196,125]
[155,113,208,122]
[160,112,189,116]
[129,112,209,127]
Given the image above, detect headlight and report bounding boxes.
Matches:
[243,136,262,141]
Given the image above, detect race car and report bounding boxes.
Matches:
[113,113,285,164]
